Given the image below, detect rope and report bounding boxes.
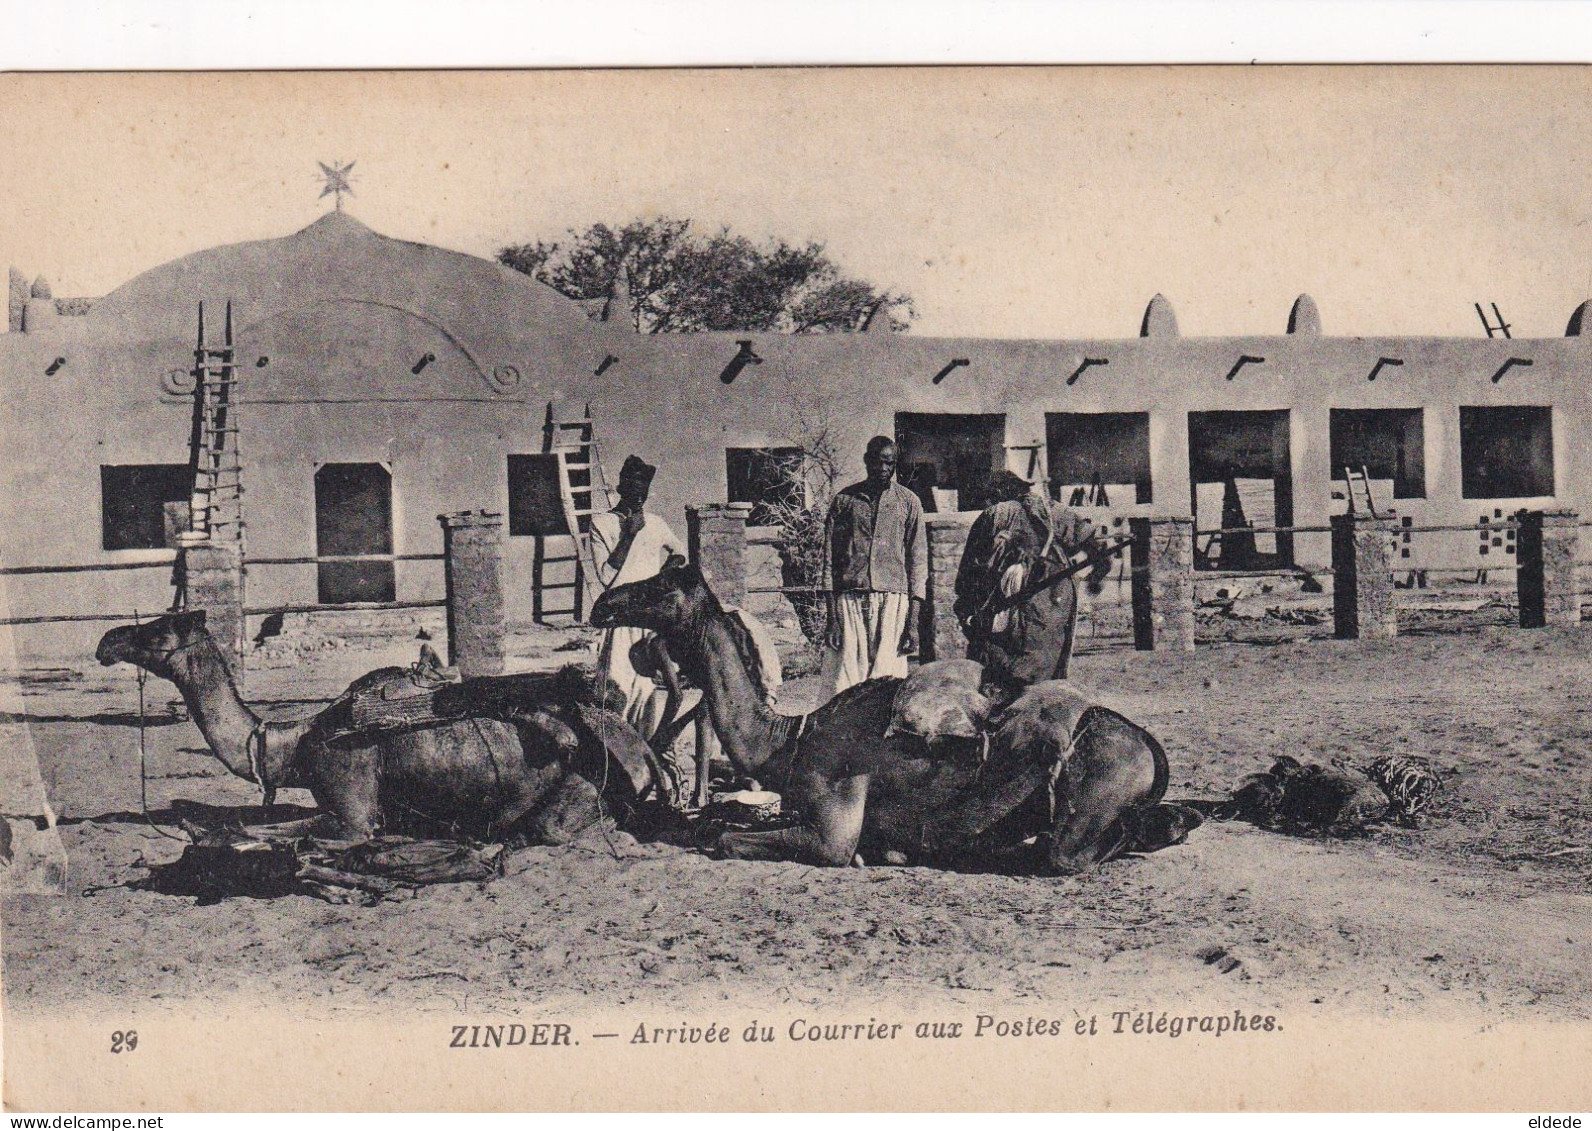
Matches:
[132,609,187,843]
[587,705,621,859]
[756,712,810,794]
[244,719,272,808]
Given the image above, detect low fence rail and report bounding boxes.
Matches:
[1127,510,1582,650]
[244,553,445,566]
[241,599,447,618]
[0,557,450,628]
[735,506,1588,658]
[0,557,176,577]
[0,512,505,687]
[8,506,1588,679]
[0,556,177,629]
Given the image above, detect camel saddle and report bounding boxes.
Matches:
[885,660,1111,775]
[337,665,625,741]
[885,659,994,742]
[345,667,458,734]
[883,659,998,766]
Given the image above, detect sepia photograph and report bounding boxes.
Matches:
[1,64,1589,1111]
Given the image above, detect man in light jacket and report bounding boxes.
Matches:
[820,436,927,697]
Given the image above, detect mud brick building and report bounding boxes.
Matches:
[5,210,1589,660]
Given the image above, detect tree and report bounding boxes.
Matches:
[497,217,913,334]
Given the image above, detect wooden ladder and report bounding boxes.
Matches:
[532,403,611,623]
[185,300,247,549]
[1342,465,1387,519]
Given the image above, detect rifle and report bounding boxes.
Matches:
[973,534,1135,621]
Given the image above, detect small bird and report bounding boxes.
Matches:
[252,611,285,646]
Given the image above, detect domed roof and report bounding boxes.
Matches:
[82,210,594,343]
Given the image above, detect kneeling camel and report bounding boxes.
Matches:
[589,560,1185,871]
[96,611,659,843]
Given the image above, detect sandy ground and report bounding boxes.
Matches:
[3,609,1589,1024]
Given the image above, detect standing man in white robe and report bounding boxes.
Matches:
[590,455,683,740]
[820,436,926,698]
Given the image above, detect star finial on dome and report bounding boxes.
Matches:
[317,160,357,212]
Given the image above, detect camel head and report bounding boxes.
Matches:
[589,554,721,636]
[96,610,211,680]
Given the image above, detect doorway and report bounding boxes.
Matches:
[315,462,396,604]
[1046,411,1152,506]
[1187,410,1293,570]
[894,413,1007,513]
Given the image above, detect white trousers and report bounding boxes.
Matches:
[598,625,668,740]
[820,591,911,699]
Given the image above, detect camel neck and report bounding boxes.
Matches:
[173,638,263,783]
[687,615,780,776]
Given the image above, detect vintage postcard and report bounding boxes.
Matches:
[1,66,1589,1112]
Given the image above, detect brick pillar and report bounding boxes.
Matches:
[1331,513,1397,640]
[925,514,975,661]
[179,542,245,687]
[441,510,506,677]
[686,503,751,607]
[1517,509,1580,629]
[1130,516,1195,652]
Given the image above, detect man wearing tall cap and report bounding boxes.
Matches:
[820,436,927,697]
[591,455,684,739]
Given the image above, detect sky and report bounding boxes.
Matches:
[1,66,1588,340]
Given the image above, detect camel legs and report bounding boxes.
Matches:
[523,770,610,845]
[716,773,869,866]
[917,756,1054,859]
[305,740,385,841]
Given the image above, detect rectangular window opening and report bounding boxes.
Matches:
[1329,408,1426,499]
[894,412,1007,513]
[314,462,395,604]
[100,464,191,551]
[508,454,577,538]
[1045,411,1152,506]
[726,447,806,526]
[1188,410,1294,571]
[1460,406,1554,499]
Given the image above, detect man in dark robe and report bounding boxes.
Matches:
[954,470,1109,696]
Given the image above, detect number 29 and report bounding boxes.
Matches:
[111,1030,138,1054]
